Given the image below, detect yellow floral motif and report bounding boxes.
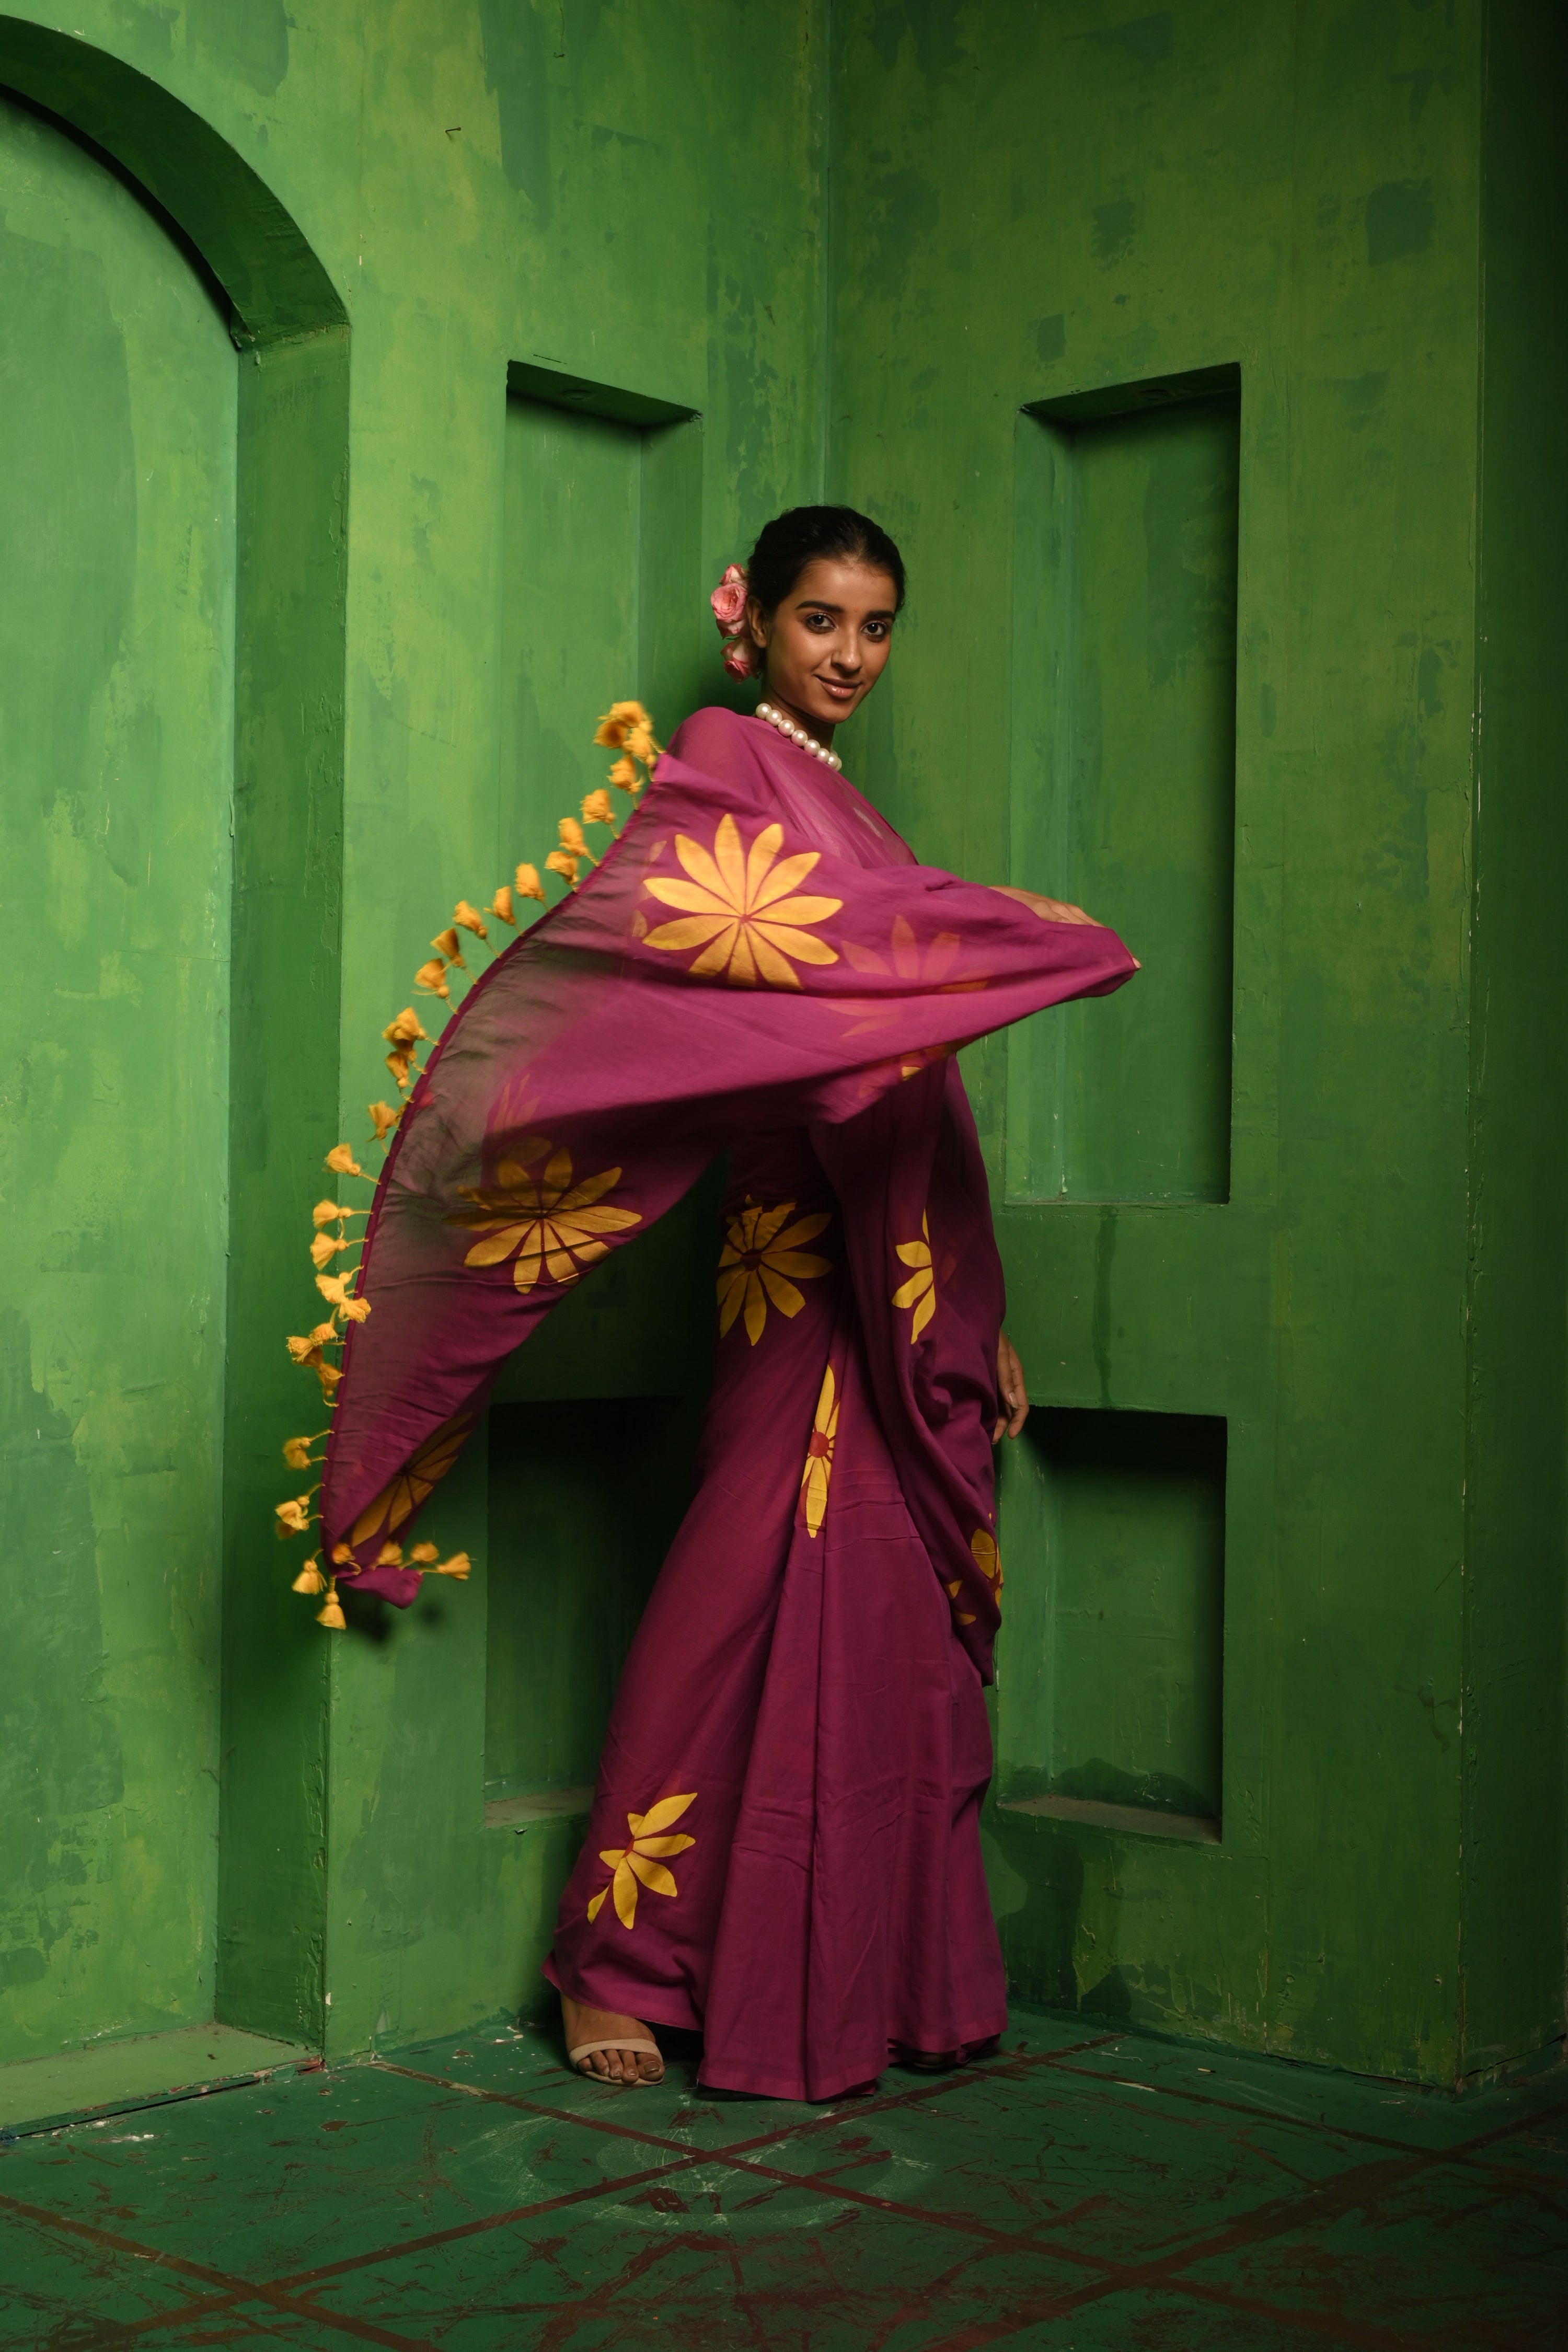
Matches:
[348,1410,476,1552]
[971,1527,1002,1593]
[800,1363,840,1537]
[892,1214,936,1342]
[838,916,989,1036]
[587,1792,697,1929]
[718,1198,833,1344]
[447,1139,641,1293]
[644,813,842,988]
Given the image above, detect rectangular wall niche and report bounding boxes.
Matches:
[1007,366,1240,1203]
[998,1408,1226,1837]
[502,361,701,863]
[485,1398,695,1813]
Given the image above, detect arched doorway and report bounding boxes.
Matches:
[0,31,348,2070]
[0,85,237,2057]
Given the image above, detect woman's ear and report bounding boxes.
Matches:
[745,596,769,651]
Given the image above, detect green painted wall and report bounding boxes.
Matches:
[827,0,1566,2086]
[0,84,236,2058]
[0,0,1561,2089]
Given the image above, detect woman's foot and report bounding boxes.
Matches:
[561,1994,664,2085]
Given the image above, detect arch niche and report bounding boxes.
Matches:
[0,19,347,2061]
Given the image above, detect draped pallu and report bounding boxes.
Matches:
[322,706,1135,2100]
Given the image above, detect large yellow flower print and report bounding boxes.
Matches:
[718,1198,833,1344]
[586,1792,697,1929]
[892,1214,936,1342]
[800,1362,839,1537]
[644,814,841,987]
[446,1139,641,1292]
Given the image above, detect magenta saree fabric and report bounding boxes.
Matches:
[320,707,1133,2097]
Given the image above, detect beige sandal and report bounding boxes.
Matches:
[569,2037,662,2082]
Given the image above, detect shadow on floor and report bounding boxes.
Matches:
[1,2004,1564,2347]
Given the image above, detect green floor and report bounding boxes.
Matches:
[1,2008,1563,2347]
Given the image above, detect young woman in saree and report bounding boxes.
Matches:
[318,508,1136,2102]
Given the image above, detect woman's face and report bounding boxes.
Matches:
[748,557,898,734]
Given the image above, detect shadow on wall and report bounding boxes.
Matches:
[984,1812,1087,2012]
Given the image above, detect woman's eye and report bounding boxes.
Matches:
[864,621,889,640]
[803,611,833,631]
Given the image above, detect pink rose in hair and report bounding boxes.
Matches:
[710,562,750,633]
[722,635,757,679]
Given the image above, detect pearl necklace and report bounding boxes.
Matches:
[756,699,842,771]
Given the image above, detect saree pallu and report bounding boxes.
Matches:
[321,706,1135,2100]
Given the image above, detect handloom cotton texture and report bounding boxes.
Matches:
[321,707,1135,2098]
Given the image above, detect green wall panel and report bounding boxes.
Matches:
[1008,377,1239,1205]
[999,1408,1226,1827]
[0,0,1560,2092]
[487,1398,694,1804]
[0,86,235,2058]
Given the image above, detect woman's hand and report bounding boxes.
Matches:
[992,883,1098,926]
[995,1331,1029,1443]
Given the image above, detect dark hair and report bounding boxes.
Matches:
[746,505,906,616]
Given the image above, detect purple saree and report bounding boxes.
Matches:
[321,706,1135,2100]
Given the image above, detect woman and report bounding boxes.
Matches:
[319,508,1135,2104]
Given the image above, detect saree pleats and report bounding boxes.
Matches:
[545,1139,1007,2101]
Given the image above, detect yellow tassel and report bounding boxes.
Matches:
[557,816,589,857]
[581,788,615,828]
[593,698,655,751]
[453,900,489,940]
[514,862,546,904]
[310,1231,350,1270]
[375,1540,404,1567]
[433,1552,471,1581]
[292,1558,327,1595]
[339,1294,371,1324]
[368,1100,401,1142]
[282,1435,318,1470]
[330,1542,353,1566]
[325,1144,362,1178]
[413,958,450,999]
[545,849,579,885]
[430,926,467,964]
[409,1542,439,1564]
[317,1585,347,1631]
[275,1493,314,1537]
[317,1361,342,1399]
[608,753,639,795]
[486,886,516,927]
[382,1007,428,1050]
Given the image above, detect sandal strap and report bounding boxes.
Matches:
[569,2037,661,2065]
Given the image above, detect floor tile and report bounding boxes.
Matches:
[0,2059,691,2296]
[298,2169,1093,2352]
[1174,2153,1568,2349]
[0,2201,243,2349]
[2,2012,1561,2352]
[0,2027,312,2137]
[744,2059,1364,2265]
[1049,2025,1568,2160]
